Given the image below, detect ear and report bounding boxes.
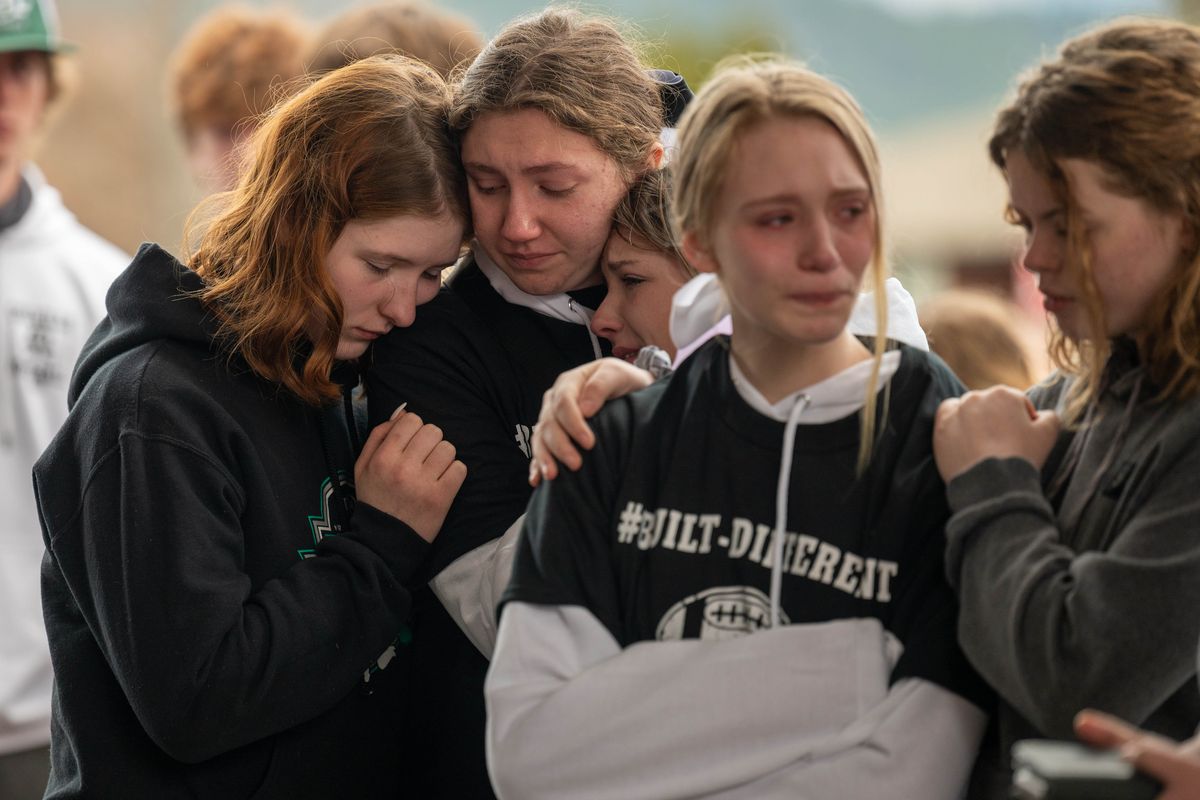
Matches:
[647,141,665,170]
[681,230,718,275]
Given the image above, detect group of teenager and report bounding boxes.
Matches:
[9,1,1200,798]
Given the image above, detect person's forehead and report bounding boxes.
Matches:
[462,108,612,170]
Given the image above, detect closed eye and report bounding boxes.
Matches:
[838,202,869,221]
[758,213,793,228]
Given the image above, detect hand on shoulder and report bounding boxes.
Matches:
[530,357,653,487]
[933,386,1060,483]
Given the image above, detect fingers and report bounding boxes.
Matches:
[424,438,458,479]
[552,382,596,451]
[1034,408,1061,432]
[579,358,652,416]
[357,410,432,480]
[443,459,468,494]
[359,405,406,468]
[528,460,542,488]
[528,425,566,487]
[1177,734,1200,760]
[1122,737,1200,790]
[542,422,582,471]
[403,419,444,461]
[935,396,960,426]
[1074,710,1140,749]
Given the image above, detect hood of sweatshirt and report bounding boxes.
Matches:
[0,163,128,450]
[69,243,218,407]
[474,246,605,359]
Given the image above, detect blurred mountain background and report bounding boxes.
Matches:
[42,0,1177,304]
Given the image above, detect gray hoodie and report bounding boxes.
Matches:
[945,340,1200,797]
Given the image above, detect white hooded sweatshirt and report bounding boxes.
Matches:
[0,165,126,755]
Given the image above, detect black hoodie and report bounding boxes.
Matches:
[33,244,428,798]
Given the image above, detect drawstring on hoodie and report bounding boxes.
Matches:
[475,248,604,360]
[771,394,811,628]
[567,298,603,360]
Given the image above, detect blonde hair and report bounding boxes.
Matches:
[168,5,311,142]
[184,55,468,406]
[671,57,890,471]
[920,289,1037,391]
[448,7,662,182]
[611,168,695,279]
[990,18,1200,422]
[307,0,482,79]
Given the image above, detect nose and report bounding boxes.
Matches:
[500,186,541,243]
[799,217,839,272]
[591,294,623,341]
[380,276,418,329]
[1021,227,1061,276]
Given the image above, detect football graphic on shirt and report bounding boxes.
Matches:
[655,586,789,641]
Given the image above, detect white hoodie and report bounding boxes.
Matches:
[0,165,126,755]
[484,340,984,800]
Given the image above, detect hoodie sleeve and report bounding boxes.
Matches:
[945,453,1200,738]
[36,429,427,764]
[485,604,984,800]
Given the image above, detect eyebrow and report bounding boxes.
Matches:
[603,258,638,272]
[464,161,583,177]
[361,250,412,265]
[1013,206,1064,224]
[739,188,870,209]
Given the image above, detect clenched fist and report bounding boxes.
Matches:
[933,386,1061,483]
[355,407,467,542]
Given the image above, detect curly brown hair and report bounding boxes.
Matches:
[990,18,1200,421]
[184,55,469,405]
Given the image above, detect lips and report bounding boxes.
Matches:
[502,251,558,270]
[1040,291,1073,314]
[611,345,640,363]
[788,290,852,307]
[354,327,390,340]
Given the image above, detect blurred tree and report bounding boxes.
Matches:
[638,15,788,89]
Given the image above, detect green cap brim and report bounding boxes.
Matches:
[0,34,74,54]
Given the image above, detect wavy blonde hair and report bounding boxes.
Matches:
[184,55,469,405]
[989,18,1200,422]
[671,57,890,471]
